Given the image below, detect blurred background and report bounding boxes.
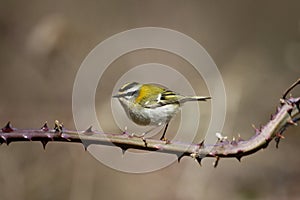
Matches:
[0,0,300,199]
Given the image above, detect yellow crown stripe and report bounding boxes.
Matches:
[135,85,148,103]
[135,84,165,104]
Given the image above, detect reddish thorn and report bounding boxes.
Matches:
[237,134,244,142]
[276,107,281,114]
[276,133,285,139]
[2,121,13,133]
[252,124,260,134]
[84,126,93,135]
[41,122,49,132]
[198,140,205,148]
[231,140,238,146]
[153,145,163,150]
[287,119,297,126]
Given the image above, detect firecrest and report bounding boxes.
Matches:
[113,82,211,140]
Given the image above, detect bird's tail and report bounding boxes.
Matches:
[179,96,211,104]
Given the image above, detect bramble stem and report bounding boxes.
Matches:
[1,80,300,167]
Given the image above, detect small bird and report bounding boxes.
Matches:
[113,82,211,140]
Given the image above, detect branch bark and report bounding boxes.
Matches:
[1,79,300,167]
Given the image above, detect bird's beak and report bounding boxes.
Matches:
[112,93,122,98]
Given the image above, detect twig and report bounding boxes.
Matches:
[1,79,300,167]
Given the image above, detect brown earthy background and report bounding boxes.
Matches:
[0,1,300,199]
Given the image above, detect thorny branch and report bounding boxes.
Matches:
[1,79,300,167]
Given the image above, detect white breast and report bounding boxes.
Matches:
[118,98,180,126]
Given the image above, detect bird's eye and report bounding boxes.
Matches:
[132,90,138,95]
[127,90,138,97]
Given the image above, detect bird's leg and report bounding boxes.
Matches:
[160,123,169,141]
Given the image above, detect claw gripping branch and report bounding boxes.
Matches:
[0,79,300,167]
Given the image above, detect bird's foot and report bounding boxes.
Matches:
[160,137,171,144]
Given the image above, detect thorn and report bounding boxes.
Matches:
[252,124,260,135]
[280,98,285,105]
[6,140,11,146]
[41,140,48,149]
[237,134,244,142]
[231,137,238,146]
[41,122,49,131]
[213,156,220,168]
[198,140,205,148]
[236,155,242,162]
[236,150,243,162]
[287,108,293,116]
[263,138,271,149]
[270,114,274,120]
[2,121,13,133]
[122,126,128,134]
[275,136,281,148]
[120,147,128,156]
[190,153,202,166]
[276,106,281,114]
[84,126,93,135]
[276,133,285,139]
[195,156,202,166]
[287,119,297,126]
[153,144,163,150]
[177,154,185,163]
[54,120,63,135]
[216,132,227,142]
[83,143,89,151]
[282,78,300,99]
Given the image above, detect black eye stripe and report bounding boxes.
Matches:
[119,82,139,92]
[126,91,138,96]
